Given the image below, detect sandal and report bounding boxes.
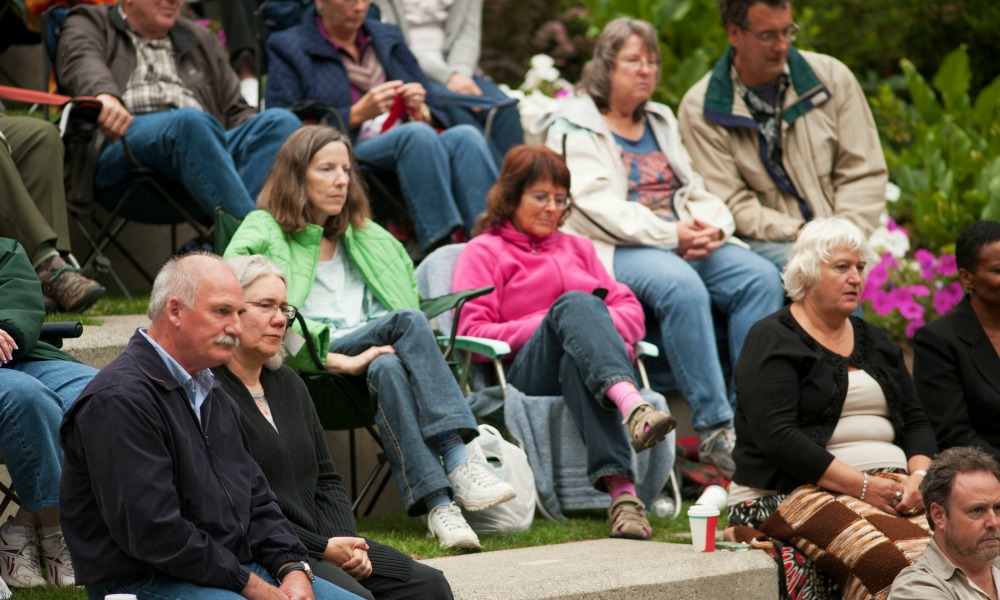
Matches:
[622,402,677,453]
[608,493,652,539]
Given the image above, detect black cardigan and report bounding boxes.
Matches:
[913,296,1000,459]
[214,365,412,582]
[732,306,937,494]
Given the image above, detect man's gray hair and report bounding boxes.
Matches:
[147,251,226,321]
[225,254,289,371]
[781,217,878,302]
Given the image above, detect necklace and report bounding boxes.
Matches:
[249,388,270,418]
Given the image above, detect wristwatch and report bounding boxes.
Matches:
[276,561,314,584]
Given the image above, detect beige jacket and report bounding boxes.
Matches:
[533,93,743,275]
[678,48,887,242]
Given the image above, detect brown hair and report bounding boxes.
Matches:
[577,17,660,123]
[718,0,791,28]
[256,125,370,237]
[921,446,1000,531]
[472,145,572,237]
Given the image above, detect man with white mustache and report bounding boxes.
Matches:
[59,253,362,600]
[891,446,1000,600]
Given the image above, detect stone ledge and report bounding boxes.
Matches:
[419,539,778,600]
[62,315,150,369]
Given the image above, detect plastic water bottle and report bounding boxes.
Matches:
[651,492,677,518]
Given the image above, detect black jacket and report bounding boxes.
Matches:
[913,296,1000,459]
[60,331,308,590]
[733,306,937,493]
[215,365,413,582]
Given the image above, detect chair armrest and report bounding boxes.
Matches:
[40,321,83,348]
[420,286,493,320]
[634,340,659,359]
[437,335,510,360]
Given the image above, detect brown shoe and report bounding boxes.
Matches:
[608,493,652,540]
[37,256,105,312]
[622,403,677,453]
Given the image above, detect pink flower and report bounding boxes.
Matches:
[555,88,571,99]
[886,216,907,234]
[914,248,937,279]
[906,319,926,339]
[898,298,925,320]
[862,261,889,300]
[936,254,958,276]
[909,285,931,297]
[932,281,965,314]
[870,289,897,316]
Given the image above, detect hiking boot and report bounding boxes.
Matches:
[36,255,105,313]
[40,529,75,587]
[0,518,46,588]
[698,426,736,478]
[426,502,480,550]
[448,458,516,512]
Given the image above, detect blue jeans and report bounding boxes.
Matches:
[85,561,362,600]
[428,77,524,165]
[355,123,498,249]
[614,243,783,430]
[329,309,478,515]
[95,107,301,220]
[745,239,794,271]
[0,359,96,511]
[506,292,635,488]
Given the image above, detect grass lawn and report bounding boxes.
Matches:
[44,294,151,325]
[14,503,715,598]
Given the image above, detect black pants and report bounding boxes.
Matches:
[312,558,453,600]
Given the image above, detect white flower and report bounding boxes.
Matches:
[521,54,563,92]
[869,211,910,258]
[886,182,901,202]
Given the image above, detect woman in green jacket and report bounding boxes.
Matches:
[224,125,515,550]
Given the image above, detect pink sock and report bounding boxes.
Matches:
[604,475,637,500]
[606,381,644,420]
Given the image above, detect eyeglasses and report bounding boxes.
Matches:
[525,192,571,209]
[616,56,661,71]
[741,22,799,44]
[244,300,297,321]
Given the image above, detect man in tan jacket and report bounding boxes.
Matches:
[678,0,887,268]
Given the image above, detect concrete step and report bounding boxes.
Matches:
[419,539,778,599]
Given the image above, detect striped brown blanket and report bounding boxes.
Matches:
[758,476,931,600]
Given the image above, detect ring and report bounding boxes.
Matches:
[908,508,917,515]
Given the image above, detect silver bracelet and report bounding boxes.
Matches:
[860,472,869,502]
[912,469,928,478]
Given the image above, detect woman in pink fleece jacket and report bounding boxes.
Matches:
[453,145,676,540]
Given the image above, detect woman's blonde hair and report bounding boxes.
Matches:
[782,217,878,302]
[256,125,370,237]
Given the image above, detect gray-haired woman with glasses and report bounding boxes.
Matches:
[533,17,784,478]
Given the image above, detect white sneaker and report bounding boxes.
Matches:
[41,529,75,587]
[448,458,517,512]
[0,577,10,600]
[240,78,260,108]
[0,519,46,588]
[698,426,736,479]
[426,502,480,550]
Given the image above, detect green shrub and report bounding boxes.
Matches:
[872,46,1000,252]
